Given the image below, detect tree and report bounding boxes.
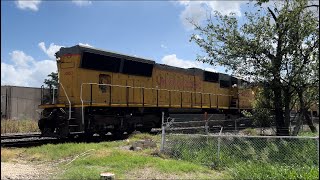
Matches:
[292,59,319,134]
[44,72,58,89]
[190,0,319,135]
[43,72,59,104]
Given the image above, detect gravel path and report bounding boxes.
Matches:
[1,161,56,180]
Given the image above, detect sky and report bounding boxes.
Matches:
[1,0,262,88]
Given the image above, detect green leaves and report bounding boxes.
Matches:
[44,72,58,88]
[190,0,318,135]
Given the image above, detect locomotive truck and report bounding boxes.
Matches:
[38,45,255,138]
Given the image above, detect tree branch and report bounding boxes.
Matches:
[268,7,278,27]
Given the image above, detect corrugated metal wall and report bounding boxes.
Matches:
[1,86,43,120]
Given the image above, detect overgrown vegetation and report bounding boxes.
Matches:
[1,119,39,134]
[228,162,318,180]
[166,134,319,179]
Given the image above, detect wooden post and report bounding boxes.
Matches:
[100,172,115,180]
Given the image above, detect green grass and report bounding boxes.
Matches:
[298,131,319,137]
[61,150,224,179]
[166,134,319,179]
[229,162,319,180]
[2,131,318,179]
[1,133,229,179]
[23,141,123,161]
[1,119,39,134]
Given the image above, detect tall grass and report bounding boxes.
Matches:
[229,162,319,180]
[1,119,39,134]
[166,134,319,179]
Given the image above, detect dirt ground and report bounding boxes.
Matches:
[1,161,57,180]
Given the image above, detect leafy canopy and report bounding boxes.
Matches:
[44,72,58,89]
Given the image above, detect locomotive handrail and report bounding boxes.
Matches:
[80,83,233,97]
[40,85,44,104]
[79,82,234,110]
[60,82,71,120]
[52,88,55,104]
[79,83,237,128]
[80,83,85,127]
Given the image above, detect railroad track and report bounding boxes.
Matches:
[1,133,61,148]
[0,132,127,147]
[1,132,41,140]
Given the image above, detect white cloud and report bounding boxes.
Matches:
[72,0,92,7]
[161,54,216,72]
[79,43,94,48]
[1,50,57,87]
[9,50,35,68]
[178,1,245,30]
[180,2,208,30]
[15,0,41,11]
[160,44,167,49]
[38,42,64,60]
[206,1,242,16]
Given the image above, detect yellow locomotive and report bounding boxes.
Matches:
[39,45,255,138]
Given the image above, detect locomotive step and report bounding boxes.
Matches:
[69,124,79,127]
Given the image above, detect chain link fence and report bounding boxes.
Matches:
[160,113,319,170]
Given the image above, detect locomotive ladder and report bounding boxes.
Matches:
[60,83,81,131]
[59,83,72,120]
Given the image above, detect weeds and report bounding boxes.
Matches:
[1,119,39,134]
[166,134,319,179]
[229,162,319,180]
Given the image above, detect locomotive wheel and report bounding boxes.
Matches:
[139,127,152,133]
[38,118,55,136]
[113,131,125,138]
[43,127,55,135]
[38,119,44,132]
[139,121,155,133]
[126,128,134,135]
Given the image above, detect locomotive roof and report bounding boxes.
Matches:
[56,45,155,65]
[155,64,204,76]
[56,45,247,82]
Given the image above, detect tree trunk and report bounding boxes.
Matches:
[273,86,289,136]
[271,32,289,136]
[304,111,317,133]
[292,113,303,136]
[283,89,292,134]
[298,90,317,133]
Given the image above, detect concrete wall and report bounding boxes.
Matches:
[1,86,43,120]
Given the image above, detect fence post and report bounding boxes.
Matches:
[317,137,319,166]
[217,127,223,166]
[160,112,165,152]
[204,112,209,143]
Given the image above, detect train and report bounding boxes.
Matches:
[38,45,256,138]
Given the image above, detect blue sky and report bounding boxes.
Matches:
[1,0,258,87]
